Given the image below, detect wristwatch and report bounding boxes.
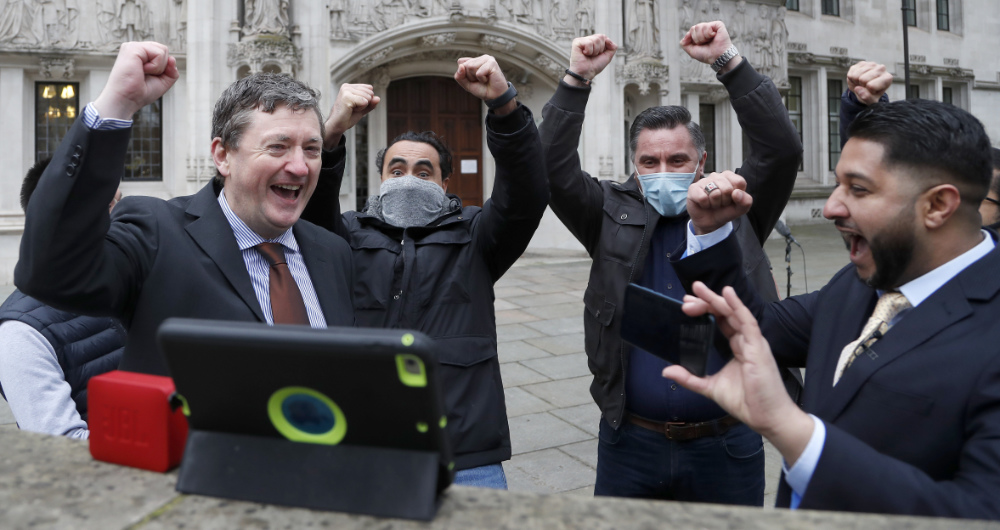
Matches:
[711,45,740,73]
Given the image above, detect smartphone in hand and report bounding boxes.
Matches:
[620,283,715,377]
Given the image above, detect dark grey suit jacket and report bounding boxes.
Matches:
[15,119,355,376]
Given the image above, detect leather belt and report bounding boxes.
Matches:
[626,413,741,441]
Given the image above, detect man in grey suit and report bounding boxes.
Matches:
[15,41,356,376]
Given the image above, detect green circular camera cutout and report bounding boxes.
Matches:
[267,386,347,445]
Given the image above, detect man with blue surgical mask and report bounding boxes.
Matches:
[303,54,548,489]
[538,21,802,504]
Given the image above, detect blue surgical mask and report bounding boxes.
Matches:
[637,164,700,217]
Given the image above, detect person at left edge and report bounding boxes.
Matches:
[302,55,549,488]
[14,41,355,376]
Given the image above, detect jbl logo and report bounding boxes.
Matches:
[96,406,150,447]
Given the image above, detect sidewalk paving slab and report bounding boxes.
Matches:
[502,448,597,494]
[522,376,593,409]
[521,353,590,380]
[509,412,592,455]
[498,340,552,363]
[524,333,585,356]
[500,363,550,389]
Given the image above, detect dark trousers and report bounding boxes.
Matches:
[594,418,765,505]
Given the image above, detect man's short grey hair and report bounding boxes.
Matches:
[211,73,324,186]
[628,105,706,166]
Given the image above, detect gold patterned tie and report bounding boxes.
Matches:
[832,292,911,386]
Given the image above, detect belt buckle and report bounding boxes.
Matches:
[663,421,686,441]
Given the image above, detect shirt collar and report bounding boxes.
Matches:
[894,230,995,307]
[217,189,298,252]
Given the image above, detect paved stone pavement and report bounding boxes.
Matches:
[0,222,848,506]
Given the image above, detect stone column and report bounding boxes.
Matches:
[366,75,390,208]
[0,67,25,214]
[184,0,233,195]
[817,66,829,185]
[585,0,625,180]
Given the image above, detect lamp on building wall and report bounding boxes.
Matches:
[60,85,75,99]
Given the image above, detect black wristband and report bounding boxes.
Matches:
[564,68,592,86]
[485,81,518,110]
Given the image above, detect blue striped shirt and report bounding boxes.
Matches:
[217,191,327,328]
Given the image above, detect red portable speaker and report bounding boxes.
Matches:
[88,370,189,472]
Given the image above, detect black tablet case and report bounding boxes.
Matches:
[158,318,453,520]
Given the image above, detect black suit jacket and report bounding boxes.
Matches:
[15,119,355,376]
[674,231,1000,519]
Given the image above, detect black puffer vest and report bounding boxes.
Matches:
[0,290,125,421]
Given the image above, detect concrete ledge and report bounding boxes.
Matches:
[1,430,995,529]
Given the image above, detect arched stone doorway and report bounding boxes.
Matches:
[386,76,483,207]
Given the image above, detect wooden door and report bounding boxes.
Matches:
[386,77,483,207]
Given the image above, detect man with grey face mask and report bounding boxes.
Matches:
[303,54,548,489]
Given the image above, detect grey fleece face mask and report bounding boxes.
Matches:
[378,175,449,228]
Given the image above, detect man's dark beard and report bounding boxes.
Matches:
[866,209,917,290]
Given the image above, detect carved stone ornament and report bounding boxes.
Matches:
[949,67,973,79]
[909,54,927,63]
[480,35,516,53]
[705,87,729,105]
[39,57,76,80]
[421,32,456,47]
[227,37,303,75]
[790,52,815,65]
[366,66,391,90]
[329,0,581,44]
[533,54,565,80]
[243,0,290,38]
[833,56,853,68]
[829,46,848,56]
[943,58,960,66]
[788,42,807,52]
[616,59,669,96]
[360,46,394,69]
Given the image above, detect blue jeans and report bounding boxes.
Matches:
[453,463,508,489]
[595,418,764,505]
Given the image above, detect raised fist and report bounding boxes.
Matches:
[565,34,618,86]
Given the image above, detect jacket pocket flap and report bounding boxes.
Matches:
[583,288,615,327]
[435,335,498,367]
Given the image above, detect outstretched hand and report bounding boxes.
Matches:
[325,83,379,149]
[93,42,179,120]
[565,34,617,86]
[681,21,742,73]
[847,61,892,106]
[662,282,814,464]
[687,171,752,235]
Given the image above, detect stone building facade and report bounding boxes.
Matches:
[0,0,997,283]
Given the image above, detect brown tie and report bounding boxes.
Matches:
[255,242,310,325]
[833,291,911,385]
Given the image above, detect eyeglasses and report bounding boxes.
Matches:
[985,197,1000,207]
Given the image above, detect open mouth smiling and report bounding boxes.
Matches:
[271,183,302,201]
